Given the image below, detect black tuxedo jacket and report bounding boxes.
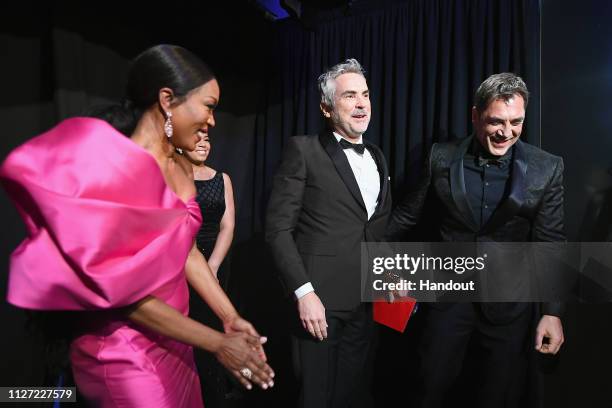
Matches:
[265,130,392,311]
[386,136,566,321]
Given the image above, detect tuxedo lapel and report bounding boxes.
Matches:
[449,136,479,231]
[319,131,367,214]
[365,142,389,215]
[480,140,527,234]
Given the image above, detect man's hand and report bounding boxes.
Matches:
[535,314,564,355]
[382,271,409,301]
[297,292,328,341]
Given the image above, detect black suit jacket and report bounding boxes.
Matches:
[386,136,566,321]
[265,130,392,311]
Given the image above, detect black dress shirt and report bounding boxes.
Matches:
[463,139,513,228]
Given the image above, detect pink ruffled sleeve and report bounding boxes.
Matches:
[0,118,201,310]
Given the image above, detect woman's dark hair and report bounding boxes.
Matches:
[92,44,215,135]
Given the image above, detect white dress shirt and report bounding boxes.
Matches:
[295,132,381,299]
[332,132,380,219]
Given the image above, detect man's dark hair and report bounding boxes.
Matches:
[474,72,529,113]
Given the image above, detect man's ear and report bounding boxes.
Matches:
[158,87,175,113]
[320,102,332,118]
[471,106,478,125]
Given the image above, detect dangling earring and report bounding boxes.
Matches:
[164,111,173,139]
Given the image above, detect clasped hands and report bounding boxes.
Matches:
[215,315,275,390]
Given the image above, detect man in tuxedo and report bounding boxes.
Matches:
[386,73,565,408]
[265,59,391,408]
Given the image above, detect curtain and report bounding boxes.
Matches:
[253,0,540,232]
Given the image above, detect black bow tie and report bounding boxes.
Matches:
[478,156,500,167]
[339,138,366,154]
[477,155,509,168]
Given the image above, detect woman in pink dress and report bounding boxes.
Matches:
[0,44,274,407]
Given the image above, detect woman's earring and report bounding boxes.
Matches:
[164,111,173,139]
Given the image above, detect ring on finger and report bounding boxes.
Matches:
[240,367,253,379]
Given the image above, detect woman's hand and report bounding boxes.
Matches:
[214,331,275,390]
[125,296,274,389]
[224,316,269,362]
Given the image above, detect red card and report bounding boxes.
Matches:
[373,298,416,333]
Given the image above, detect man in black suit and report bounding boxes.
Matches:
[386,73,565,408]
[265,59,392,408]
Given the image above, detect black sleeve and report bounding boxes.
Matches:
[385,144,435,241]
[264,137,310,294]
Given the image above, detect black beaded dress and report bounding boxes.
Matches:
[190,171,234,407]
[194,172,226,261]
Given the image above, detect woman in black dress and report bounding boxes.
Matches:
[187,133,235,284]
[184,132,238,407]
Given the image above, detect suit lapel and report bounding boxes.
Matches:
[480,140,527,234]
[319,131,367,214]
[365,142,389,215]
[450,136,479,231]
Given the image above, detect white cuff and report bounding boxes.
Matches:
[294,282,315,299]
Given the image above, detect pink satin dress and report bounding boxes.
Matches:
[0,118,205,407]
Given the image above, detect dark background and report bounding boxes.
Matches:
[1,0,611,406]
